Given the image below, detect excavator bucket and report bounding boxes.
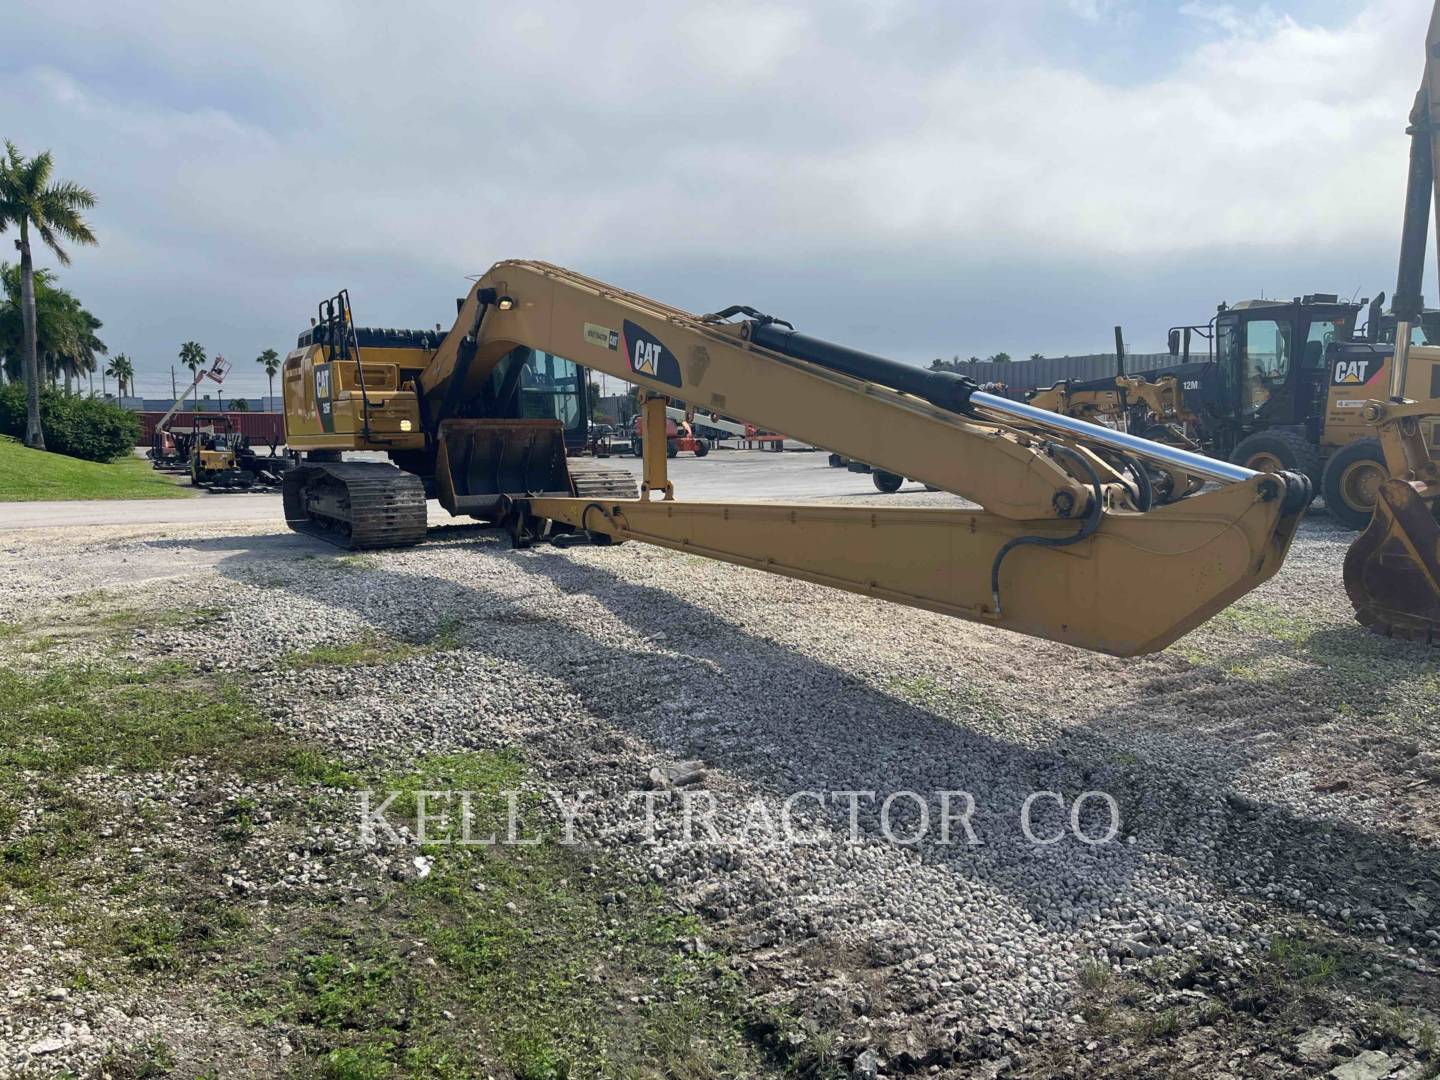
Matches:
[434,418,572,517]
[1344,478,1440,641]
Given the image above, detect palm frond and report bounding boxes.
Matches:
[39,188,98,247]
[44,180,96,211]
[19,149,52,196]
[36,223,71,266]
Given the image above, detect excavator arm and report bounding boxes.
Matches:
[412,260,1307,657]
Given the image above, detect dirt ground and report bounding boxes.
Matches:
[0,488,1436,1079]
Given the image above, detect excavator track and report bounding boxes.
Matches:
[282,462,428,550]
[568,459,640,500]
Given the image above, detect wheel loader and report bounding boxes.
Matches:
[1342,0,1440,642]
[279,273,1314,658]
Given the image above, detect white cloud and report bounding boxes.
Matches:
[0,0,1427,390]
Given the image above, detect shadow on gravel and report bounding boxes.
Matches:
[207,528,1439,987]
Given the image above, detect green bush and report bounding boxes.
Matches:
[0,382,140,462]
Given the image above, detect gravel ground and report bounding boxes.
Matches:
[0,498,1436,1078]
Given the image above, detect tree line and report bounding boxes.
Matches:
[929,352,1047,371]
[1,139,288,451]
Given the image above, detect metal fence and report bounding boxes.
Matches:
[135,411,286,445]
[941,352,1187,395]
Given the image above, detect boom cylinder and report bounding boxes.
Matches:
[748,323,1258,487]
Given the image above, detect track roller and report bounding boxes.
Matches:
[282,462,427,550]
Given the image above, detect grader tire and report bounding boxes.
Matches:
[1231,431,1322,503]
[873,470,903,494]
[1322,438,1387,531]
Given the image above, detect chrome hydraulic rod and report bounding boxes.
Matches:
[746,321,1258,486]
[966,391,1258,485]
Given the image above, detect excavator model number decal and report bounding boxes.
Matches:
[584,322,619,351]
[622,320,683,388]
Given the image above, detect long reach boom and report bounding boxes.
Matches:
[280,261,1309,657]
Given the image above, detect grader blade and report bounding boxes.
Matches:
[1344,478,1440,642]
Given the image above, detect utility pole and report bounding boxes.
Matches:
[171,366,178,404]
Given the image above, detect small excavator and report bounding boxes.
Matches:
[280,274,1312,658]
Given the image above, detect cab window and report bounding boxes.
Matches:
[1303,320,1337,369]
[1244,319,1291,412]
[520,352,584,434]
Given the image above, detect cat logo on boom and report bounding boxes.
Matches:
[1333,359,1374,385]
[621,320,683,388]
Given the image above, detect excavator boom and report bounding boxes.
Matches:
[424,261,1305,656]
[282,260,1309,657]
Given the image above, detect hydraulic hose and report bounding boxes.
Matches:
[989,444,1104,617]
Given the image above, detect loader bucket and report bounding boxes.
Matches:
[434,418,572,518]
[1343,477,1440,642]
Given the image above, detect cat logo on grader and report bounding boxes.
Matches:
[1333,359,1374,385]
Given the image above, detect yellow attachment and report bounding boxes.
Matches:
[527,474,1300,657]
[1344,478,1440,642]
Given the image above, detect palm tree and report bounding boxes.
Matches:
[106,353,134,399]
[54,301,104,394]
[0,141,97,449]
[256,348,280,409]
[179,340,205,415]
[0,264,101,392]
[1030,352,1044,362]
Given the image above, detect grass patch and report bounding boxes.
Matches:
[283,620,469,670]
[1267,934,1350,989]
[335,554,380,572]
[884,672,988,712]
[98,1037,177,1079]
[0,656,358,897]
[0,435,192,501]
[283,633,421,670]
[1209,600,1319,645]
[233,750,776,1078]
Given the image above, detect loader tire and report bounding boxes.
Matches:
[1231,431,1322,502]
[694,439,710,457]
[873,469,903,494]
[1322,438,1387,531]
[666,439,678,458]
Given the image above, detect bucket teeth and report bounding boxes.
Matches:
[1343,478,1440,643]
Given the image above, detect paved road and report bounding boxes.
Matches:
[0,450,923,530]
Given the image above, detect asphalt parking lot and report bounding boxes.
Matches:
[0,449,942,530]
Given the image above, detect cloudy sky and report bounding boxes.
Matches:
[1,0,1430,398]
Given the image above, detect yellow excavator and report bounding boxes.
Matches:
[277,3,1440,653]
[280,269,1312,659]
